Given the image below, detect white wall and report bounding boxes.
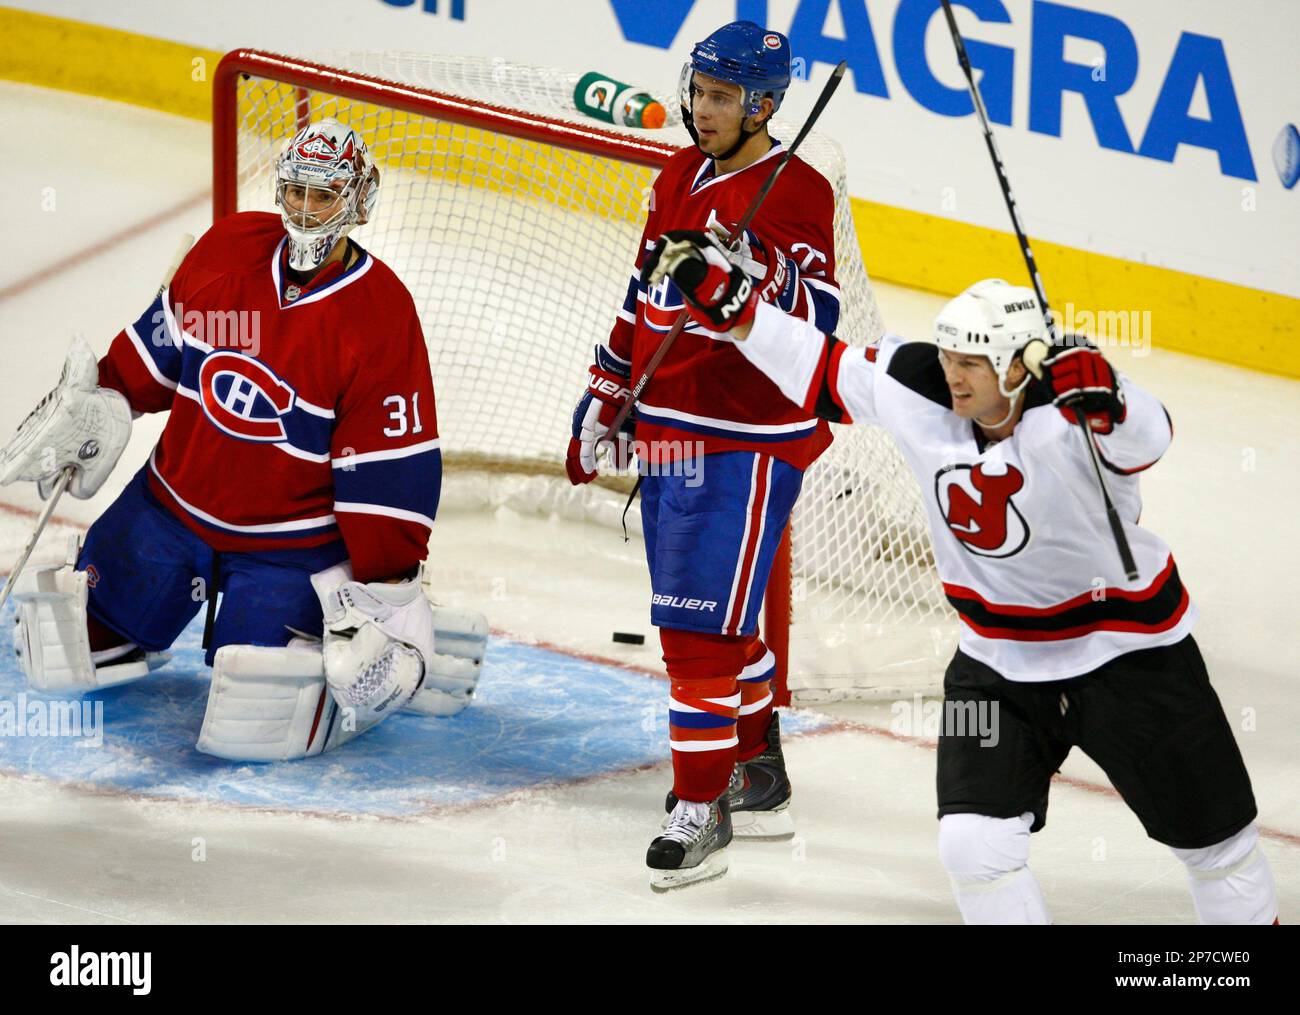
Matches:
[16,0,1299,296]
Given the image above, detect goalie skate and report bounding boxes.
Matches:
[646,795,732,892]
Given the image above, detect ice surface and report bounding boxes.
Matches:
[0,81,1295,923]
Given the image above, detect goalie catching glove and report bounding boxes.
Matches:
[0,336,131,499]
[312,563,429,733]
[641,229,758,334]
[310,562,482,727]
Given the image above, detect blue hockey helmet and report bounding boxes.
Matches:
[678,21,791,121]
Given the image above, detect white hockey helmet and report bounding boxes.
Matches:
[274,118,379,272]
[933,279,1046,398]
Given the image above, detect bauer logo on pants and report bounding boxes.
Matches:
[935,462,1030,558]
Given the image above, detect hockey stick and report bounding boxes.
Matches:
[0,232,195,614]
[937,0,1138,580]
[0,468,73,613]
[600,61,849,446]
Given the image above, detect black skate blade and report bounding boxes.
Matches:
[648,849,729,893]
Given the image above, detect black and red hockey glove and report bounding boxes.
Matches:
[565,351,634,485]
[1042,345,1126,434]
[640,230,758,334]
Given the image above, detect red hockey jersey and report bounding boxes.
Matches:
[98,212,440,583]
[607,142,841,469]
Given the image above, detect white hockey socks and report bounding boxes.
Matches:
[1172,823,1278,925]
[938,812,1051,925]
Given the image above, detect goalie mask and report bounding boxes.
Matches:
[274,119,379,272]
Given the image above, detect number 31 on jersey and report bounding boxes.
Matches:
[383,393,425,437]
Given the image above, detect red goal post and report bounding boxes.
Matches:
[211,49,951,703]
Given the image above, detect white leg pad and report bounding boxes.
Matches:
[404,605,488,717]
[197,642,356,761]
[1171,823,1278,925]
[938,812,1052,925]
[10,564,149,693]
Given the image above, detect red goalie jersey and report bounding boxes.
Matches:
[609,142,841,469]
[97,211,440,582]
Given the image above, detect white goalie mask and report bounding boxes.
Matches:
[933,279,1046,400]
[274,118,379,272]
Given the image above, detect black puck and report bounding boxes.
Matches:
[612,631,645,645]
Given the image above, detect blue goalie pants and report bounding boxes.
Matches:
[78,467,349,665]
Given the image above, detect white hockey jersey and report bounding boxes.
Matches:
[737,302,1196,682]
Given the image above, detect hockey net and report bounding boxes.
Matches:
[213,50,955,701]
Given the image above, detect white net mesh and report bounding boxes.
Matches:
[222,50,954,698]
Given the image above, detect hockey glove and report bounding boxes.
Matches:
[565,346,635,485]
[705,214,796,309]
[641,230,758,334]
[1042,344,1126,434]
[311,562,434,734]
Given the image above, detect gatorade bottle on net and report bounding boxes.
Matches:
[574,72,666,128]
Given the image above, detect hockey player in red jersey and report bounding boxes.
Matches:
[565,21,841,890]
[647,233,1279,923]
[2,119,483,760]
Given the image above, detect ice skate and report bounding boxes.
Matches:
[646,794,731,892]
[664,713,794,840]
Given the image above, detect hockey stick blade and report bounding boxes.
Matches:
[600,61,849,446]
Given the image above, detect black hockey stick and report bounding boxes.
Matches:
[600,61,849,445]
[937,0,1138,580]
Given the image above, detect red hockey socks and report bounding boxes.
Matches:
[660,628,748,802]
[736,635,777,762]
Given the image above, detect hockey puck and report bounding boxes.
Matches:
[612,631,645,645]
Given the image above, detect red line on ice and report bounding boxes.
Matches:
[0,189,209,303]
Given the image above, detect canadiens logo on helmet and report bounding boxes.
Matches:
[763,33,782,49]
[197,351,298,443]
[294,132,357,166]
[935,462,1030,558]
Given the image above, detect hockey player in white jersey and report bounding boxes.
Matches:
[643,230,1279,924]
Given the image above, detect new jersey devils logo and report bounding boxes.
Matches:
[198,352,297,442]
[935,462,1030,558]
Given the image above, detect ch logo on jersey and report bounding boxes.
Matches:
[935,462,1030,558]
[198,351,297,442]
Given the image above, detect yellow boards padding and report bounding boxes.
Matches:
[0,7,219,120]
[851,197,1300,378]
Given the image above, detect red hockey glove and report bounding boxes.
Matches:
[705,216,795,308]
[641,230,758,334]
[1042,345,1126,434]
[565,354,634,485]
